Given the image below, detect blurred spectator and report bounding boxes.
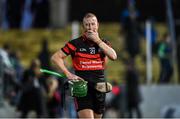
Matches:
[9,50,24,82]
[144,17,158,54]
[38,38,51,70]
[0,0,4,27]
[157,33,173,83]
[6,0,24,28]
[9,50,24,106]
[121,3,143,59]
[21,0,34,31]
[173,0,180,83]
[65,94,77,118]
[0,44,18,100]
[37,38,51,89]
[109,80,126,118]
[0,50,4,106]
[46,76,62,118]
[0,51,3,81]
[17,59,47,118]
[31,0,50,28]
[1,0,9,30]
[178,37,180,83]
[0,43,13,69]
[161,105,180,118]
[125,59,142,118]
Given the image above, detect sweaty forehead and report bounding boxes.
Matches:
[83,17,97,23]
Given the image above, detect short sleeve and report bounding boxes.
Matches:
[61,41,77,55]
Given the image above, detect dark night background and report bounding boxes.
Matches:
[69,0,180,22]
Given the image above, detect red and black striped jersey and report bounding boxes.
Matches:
[61,35,111,71]
[61,35,111,83]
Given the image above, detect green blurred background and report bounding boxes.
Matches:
[0,22,174,84]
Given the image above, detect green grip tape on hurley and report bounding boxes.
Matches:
[40,68,88,97]
[40,68,66,78]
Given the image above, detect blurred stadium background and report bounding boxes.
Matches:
[0,0,180,118]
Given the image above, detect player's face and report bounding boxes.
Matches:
[83,16,99,33]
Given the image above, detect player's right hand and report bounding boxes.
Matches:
[66,72,84,81]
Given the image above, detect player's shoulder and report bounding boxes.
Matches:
[68,36,83,46]
[69,36,82,43]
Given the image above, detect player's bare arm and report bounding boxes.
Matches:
[51,50,83,80]
[85,31,117,61]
